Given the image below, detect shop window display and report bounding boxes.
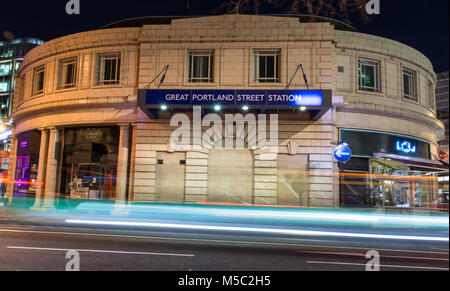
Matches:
[14,131,41,197]
[60,127,119,200]
[370,159,435,209]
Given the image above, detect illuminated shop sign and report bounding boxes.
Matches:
[395,140,417,154]
[20,140,28,149]
[0,129,12,141]
[142,89,328,107]
[340,130,430,159]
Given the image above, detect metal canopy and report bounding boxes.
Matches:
[137,89,332,121]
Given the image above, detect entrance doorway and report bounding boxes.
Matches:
[155,152,186,202]
[277,154,309,206]
[207,149,253,204]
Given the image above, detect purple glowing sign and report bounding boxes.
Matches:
[20,140,28,149]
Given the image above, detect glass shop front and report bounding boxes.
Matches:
[14,130,41,197]
[60,127,120,201]
[339,130,448,212]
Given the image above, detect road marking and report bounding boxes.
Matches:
[0,227,448,256]
[65,219,450,242]
[297,251,449,261]
[306,261,449,271]
[7,246,194,257]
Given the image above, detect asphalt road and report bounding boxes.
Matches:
[0,224,448,272]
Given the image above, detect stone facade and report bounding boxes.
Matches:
[7,15,444,208]
[436,71,449,163]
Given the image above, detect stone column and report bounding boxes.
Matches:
[55,129,65,195]
[6,136,18,203]
[127,124,137,201]
[115,124,130,202]
[32,128,49,208]
[42,127,59,208]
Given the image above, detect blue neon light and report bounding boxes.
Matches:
[396,140,417,154]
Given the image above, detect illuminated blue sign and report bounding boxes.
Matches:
[143,89,327,107]
[266,90,324,106]
[396,140,417,154]
[340,130,430,159]
[334,143,352,163]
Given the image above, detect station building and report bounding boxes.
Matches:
[6,15,447,210]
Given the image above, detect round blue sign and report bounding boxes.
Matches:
[334,143,352,163]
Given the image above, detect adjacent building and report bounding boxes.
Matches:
[0,38,44,196]
[6,15,447,210]
[436,71,449,209]
[0,38,44,120]
[436,71,449,161]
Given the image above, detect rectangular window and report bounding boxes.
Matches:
[59,58,77,89]
[253,50,280,83]
[32,65,45,96]
[14,60,22,73]
[403,68,416,101]
[358,59,380,92]
[0,81,8,92]
[0,62,12,77]
[188,50,214,83]
[98,54,121,85]
[427,80,435,109]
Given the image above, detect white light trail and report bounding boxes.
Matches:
[65,219,449,242]
[211,210,449,226]
[7,246,194,257]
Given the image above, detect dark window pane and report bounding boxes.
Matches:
[64,63,76,86]
[116,59,120,81]
[339,157,370,172]
[37,71,44,91]
[363,65,374,87]
[193,56,207,78]
[104,59,113,80]
[266,55,275,78]
[259,55,266,78]
[404,74,410,96]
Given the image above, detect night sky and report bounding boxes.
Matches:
[1,0,448,72]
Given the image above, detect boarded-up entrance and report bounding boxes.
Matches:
[208,149,253,204]
[155,152,186,202]
[277,154,309,206]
